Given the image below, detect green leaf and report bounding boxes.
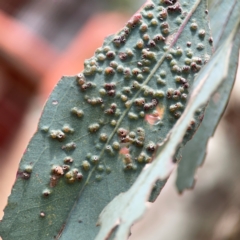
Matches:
[209,0,240,49]
[176,0,240,192]
[96,22,238,240]
[0,0,212,239]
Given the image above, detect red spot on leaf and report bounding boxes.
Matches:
[132,13,142,23]
[145,105,165,125]
[213,92,220,104]
[119,147,129,155]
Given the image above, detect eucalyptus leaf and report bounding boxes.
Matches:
[0,0,212,239]
[96,22,238,240]
[209,0,240,49]
[176,0,240,192]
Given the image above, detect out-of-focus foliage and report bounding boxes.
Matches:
[104,0,145,12]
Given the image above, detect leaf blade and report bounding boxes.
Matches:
[176,0,240,192]
[96,20,238,240]
[0,0,212,239]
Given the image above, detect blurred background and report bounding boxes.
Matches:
[0,0,239,239]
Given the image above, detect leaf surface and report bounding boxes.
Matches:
[209,0,239,49]
[176,0,240,192]
[0,0,212,239]
[96,22,238,239]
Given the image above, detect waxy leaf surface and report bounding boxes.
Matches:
[96,20,238,239]
[176,0,240,192]
[0,0,212,239]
